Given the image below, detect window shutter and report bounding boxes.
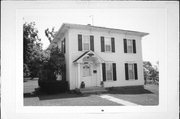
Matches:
[78,34,82,51]
[102,63,106,81]
[125,63,129,80]
[61,41,63,53]
[111,37,115,52]
[64,38,66,53]
[101,36,105,52]
[112,63,117,81]
[133,40,136,53]
[134,63,138,80]
[90,35,94,51]
[124,39,127,53]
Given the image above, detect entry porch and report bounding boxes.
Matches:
[73,50,105,89]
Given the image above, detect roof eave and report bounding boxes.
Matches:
[141,33,149,37]
[64,23,149,37]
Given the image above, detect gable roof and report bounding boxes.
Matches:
[73,51,89,63]
[73,50,105,63]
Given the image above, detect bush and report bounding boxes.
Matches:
[38,80,69,94]
[143,61,159,85]
[23,64,30,77]
[38,46,67,93]
[38,65,68,93]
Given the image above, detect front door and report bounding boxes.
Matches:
[81,63,98,87]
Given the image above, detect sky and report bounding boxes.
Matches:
[23,8,166,65]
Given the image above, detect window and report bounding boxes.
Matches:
[106,63,113,81]
[102,63,117,81]
[105,37,111,52]
[78,34,94,51]
[61,38,65,53]
[127,39,133,53]
[124,39,136,53]
[125,63,138,80]
[101,36,115,52]
[128,64,135,79]
[82,64,91,77]
[83,35,90,51]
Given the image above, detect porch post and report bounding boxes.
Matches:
[77,63,81,88]
[99,63,103,82]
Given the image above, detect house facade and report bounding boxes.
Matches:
[49,23,148,90]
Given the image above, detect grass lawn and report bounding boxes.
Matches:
[107,85,159,105]
[24,80,159,106]
[24,80,121,106]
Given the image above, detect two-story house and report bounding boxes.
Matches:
[49,23,148,90]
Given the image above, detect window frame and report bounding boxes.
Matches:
[127,39,134,53]
[105,63,113,81]
[127,63,135,80]
[104,37,112,52]
[82,35,90,51]
[61,38,65,53]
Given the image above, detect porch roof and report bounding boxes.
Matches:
[73,50,105,63]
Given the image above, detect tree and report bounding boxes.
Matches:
[43,26,66,81]
[143,61,159,85]
[38,46,68,93]
[39,46,66,84]
[45,27,57,43]
[23,22,44,78]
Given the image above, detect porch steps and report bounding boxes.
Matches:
[80,87,108,94]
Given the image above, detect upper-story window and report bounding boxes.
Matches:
[61,38,65,53]
[124,39,136,53]
[101,36,115,53]
[83,35,90,51]
[105,37,111,52]
[78,34,94,51]
[127,39,133,53]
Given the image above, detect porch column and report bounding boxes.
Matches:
[77,63,81,88]
[99,63,103,82]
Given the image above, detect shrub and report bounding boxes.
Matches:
[23,64,30,77]
[38,46,67,93]
[143,61,159,85]
[38,80,69,94]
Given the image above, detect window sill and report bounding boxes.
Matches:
[101,52,115,53]
[126,79,138,81]
[104,80,115,82]
[79,50,91,52]
[124,53,137,54]
[82,75,92,77]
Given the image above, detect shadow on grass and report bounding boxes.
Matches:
[105,86,153,95]
[24,86,155,101]
[24,88,45,98]
[38,93,90,101]
[24,77,39,82]
[24,92,37,98]
[24,88,90,100]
